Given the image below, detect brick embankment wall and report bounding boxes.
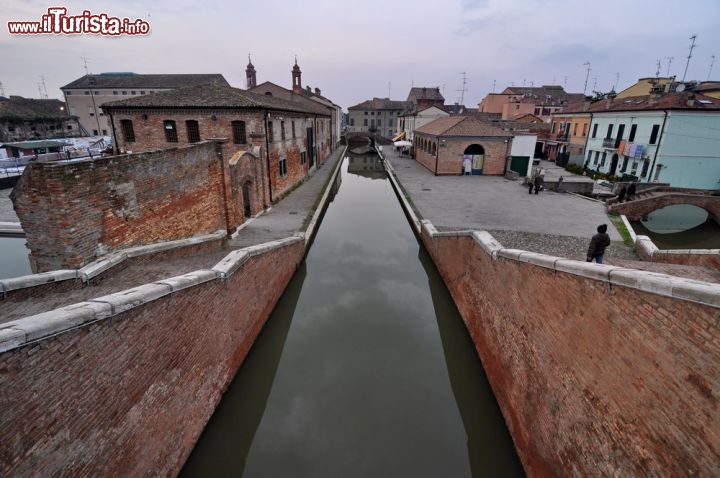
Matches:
[420,227,720,477]
[12,142,227,272]
[635,235,720,270]
[0,238,305,477]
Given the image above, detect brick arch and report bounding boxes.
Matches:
[228,149,263,224]
[609,190,720,223]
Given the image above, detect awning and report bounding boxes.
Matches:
[394,140,412,147]
[392,131,406,142]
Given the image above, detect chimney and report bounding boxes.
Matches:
[314,87,321,95]
[687,93,696,107]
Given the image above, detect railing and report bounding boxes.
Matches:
[602,138,615,148]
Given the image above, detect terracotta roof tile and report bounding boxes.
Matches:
[61,73,229,90]
[0,96,68,120]
[101,83,329,115]
[416,116,511,137]
[562,91,720,114]
[347,97,408,111]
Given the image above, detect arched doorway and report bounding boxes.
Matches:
[242,180,253,217]
[464,144,485,175]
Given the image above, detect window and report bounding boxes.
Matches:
[364,112,368,115]
[84,91,90,95]
[121,120,135,142]
[628,124,637,142]
[573,123,578,136]
[66,91,72,95]
[164,120,178,142]
[131,91,136,95]
[364,118,368,126]
[279,157,287,177]
[600,152,606,166]
[621,156,628,172]
[186,120,200,143]
[377,119,382,127]
[140,91,145,95]
[94,91,99,95]
[281,121,286,141]
[350,118,355,126]
[389,119,394,127]
[582,123,588,136]
[301,151,307,165]
[93,129,98,135]
[232,121,246,144]
[268,121,274,142]
[113,91,118,95]
[594,151,600,165]
[649,124,660,144]
[122,91,127,95]
[592,123,598,138]
[641,159,650,177]
[292,121,296,139]
[551,122,556,133]
[102,129,107,135]
[606,124,613,139]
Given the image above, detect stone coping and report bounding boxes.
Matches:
[0,235,303,353]
[305,145,348,245]
[420,220,720,309]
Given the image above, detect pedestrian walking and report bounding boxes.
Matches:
[557,175,564,192]
[533,173,543,194]
[617,185,627,203]
[586,224,611,264]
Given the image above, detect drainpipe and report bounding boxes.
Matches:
[434,136,439,175]
[107,109,119,155]
[647,109,668,183]
[582,112,593,169]
[264,109,273,204]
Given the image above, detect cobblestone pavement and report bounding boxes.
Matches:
[383,147,720,282]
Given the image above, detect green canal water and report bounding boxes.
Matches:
[180,154,525,477]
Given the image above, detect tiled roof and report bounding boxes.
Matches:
[249,81,333,115]
[347,97,408,111]
[101,83,330,115]
[563,92,720,114]
[0,96,68,120]
[407,87,445,103]
[416,116,511,137]
[61,73,229,90]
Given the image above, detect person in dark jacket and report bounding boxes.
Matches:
[586,224,611,263]
[626,182,637,201]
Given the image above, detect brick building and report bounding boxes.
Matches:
[102,82,333,211]
[414,116,512,175]
[0,96,79,142]
[61,73,228,136]
[478,85,584,122]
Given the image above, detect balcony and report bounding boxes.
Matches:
[602,138,615,148]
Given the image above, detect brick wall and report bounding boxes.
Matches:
[12,142,227,272]
[0,240,305,477]
[421,231,720,477]
[414,138,508,175]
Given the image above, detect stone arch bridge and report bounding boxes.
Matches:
[607,186,720,223]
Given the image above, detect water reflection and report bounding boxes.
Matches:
[630,204,720,249]
[181,154,523,477]
[0,236,31,279]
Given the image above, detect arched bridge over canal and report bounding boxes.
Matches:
[607,186,720,222]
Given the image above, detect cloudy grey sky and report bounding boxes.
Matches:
[3,0,720,109]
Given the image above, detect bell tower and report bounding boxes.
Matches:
[246,54,257,89]
[292,56,302,93]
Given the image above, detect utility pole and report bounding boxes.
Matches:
[682,34,698,82]
[708,55,716,81]
[666,56,674,77]
[582,62,591,95]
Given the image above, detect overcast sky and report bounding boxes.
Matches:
[4,0,720,109]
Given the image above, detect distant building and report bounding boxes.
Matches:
[406,87,445,109]
[61,73,229,136]
[545,100,592,165]
[580,90,720,189]
[397,105,449,142]
[0,96,79,142]
[102,82,333,212]
[347,97,407,138]
[414,116,512,175]
[478,85,584,122]
[247,58,342,148]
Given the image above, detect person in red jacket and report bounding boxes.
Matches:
[586,224,611,263]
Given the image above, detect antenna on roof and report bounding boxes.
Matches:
[592,77,597,92]
[37,83,43,98]
[708,55,716,81]
[655,59,662,79]
[81,56,90,75]
[614,72,620,91]
[388,81,391,98]
[0,82,6,97]
[682,34,698,82]
[666,56,674,77]
[39,75,49,99]
[582,62,591,94]
[562,76,569,88]
[492,79,496,93]
[457,72,468,105]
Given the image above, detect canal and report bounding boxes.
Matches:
[0,236,31,279]
[630,204,720,249]
[180,154,524,477]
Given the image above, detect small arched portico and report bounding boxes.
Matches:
[464,144,485,175]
